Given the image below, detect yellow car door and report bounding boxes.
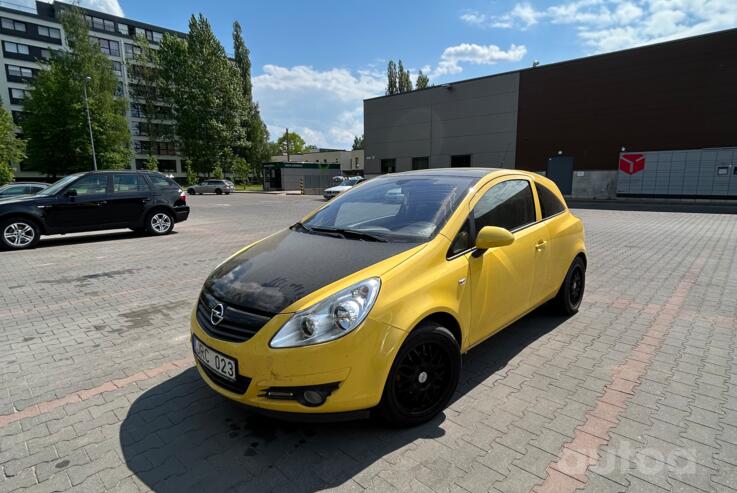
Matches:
[466,176,549,347]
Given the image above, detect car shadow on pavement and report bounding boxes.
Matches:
[120,306,567,492]
[36,230,177,249]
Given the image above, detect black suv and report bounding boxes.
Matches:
[0,171,190,250]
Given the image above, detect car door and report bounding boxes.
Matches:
[467,177,549,347]
[534,181,573,299]
[107,174,150,225]
[44,174,112,232]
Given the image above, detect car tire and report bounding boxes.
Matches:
[187,188,196,195]
[1,217,40,251]
[378,322,461,427]
[553,257,586,316]
[146,210,174,236]
[215,188,222,195]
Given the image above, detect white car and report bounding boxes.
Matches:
[323,177,364,200]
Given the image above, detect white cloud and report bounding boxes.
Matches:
[461,0,737,53]
[29,0,124,16]
[433,43,528,76]
[253,65,384,149]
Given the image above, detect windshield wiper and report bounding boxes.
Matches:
[311,226,389,242]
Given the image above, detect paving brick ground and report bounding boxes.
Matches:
[1,194,736,492]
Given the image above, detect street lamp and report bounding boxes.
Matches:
[83,76,98,171]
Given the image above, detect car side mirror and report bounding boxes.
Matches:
[475,226,515,250]
[64,189,77,197]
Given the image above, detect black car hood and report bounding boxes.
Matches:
[204,229,418,314]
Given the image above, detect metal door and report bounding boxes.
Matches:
[546,156,574,195]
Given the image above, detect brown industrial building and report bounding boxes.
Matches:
[364,27,737,198]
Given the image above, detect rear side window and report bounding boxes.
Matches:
[148,174,177,189]
[113,174,145,192]
[474,179,535,232]
[535,183,566,219]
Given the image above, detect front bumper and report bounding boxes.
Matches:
[190,308,405,415]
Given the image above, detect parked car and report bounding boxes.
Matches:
[0,171,189,251]
[187,179,234,195]
[0,182,49,197]
[323,176,364,199]
[191,168,586,426]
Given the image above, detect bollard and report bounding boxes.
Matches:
[300,178,304,195]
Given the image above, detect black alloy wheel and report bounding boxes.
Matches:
[554,256,586,315]
[378,323,460,427]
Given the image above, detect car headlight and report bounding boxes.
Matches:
[270,278,381,348]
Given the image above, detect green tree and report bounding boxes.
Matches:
[131,35,172,161]
[386,60,398,95]
[212,164,224,179]
[397,60,413,93]
[144,155,159,171]
[233,21,270,178]
[275,131,307,156]
[352,135,364,150]
[185,160,197,185]
[21,6,131,176]
[158,14,249,175]
[232,156,250,183]
[0,106,25,185]
[416,70,430,89]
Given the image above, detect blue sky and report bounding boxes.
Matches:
[30,0,737,149]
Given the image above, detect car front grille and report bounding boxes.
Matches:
[196,289,273,343]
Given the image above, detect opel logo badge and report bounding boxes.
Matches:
[210,304,225,326]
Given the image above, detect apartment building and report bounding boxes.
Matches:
[0,0,186,178]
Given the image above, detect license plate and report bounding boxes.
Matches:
[193,336,237,382]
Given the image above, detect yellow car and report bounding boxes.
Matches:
[191,168,586,426]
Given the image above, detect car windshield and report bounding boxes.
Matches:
[301,174,477,242]
[37,174,81,196]
[337,179,355,187]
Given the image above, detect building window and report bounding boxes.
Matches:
[92,37,120,57]
[1,18,26,32]
[7,64,33,79]
[124,43,142,58]
[4,41,30,55]
[40,48,51,60]
[111,60,122,76]
[117,23,130,36]
[37,25,61,39]
[412,157,429,170]
[380,158,396,174]
[86,15,115,33]
[9,88,31,102]
[150,31,163,43]
[11,110,25,124]
[451,154,471,167]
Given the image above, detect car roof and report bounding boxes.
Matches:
[387,167,544,180]
[6,182,48,185]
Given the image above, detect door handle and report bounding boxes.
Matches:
[535,240,547,251]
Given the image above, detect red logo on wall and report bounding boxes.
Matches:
[619,154,646,175]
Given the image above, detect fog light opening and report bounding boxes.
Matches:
[302,390,326,406]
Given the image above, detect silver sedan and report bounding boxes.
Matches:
[186,180,234,195]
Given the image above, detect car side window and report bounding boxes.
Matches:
[5,185,26,195]
[473,179,535,232]
[448,217,472,258]
[112,174,143,192]
[535,183,566,219]
[69,175,108,195]
[148,175,176,189]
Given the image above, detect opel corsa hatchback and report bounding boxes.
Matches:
[191,168,586,426]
